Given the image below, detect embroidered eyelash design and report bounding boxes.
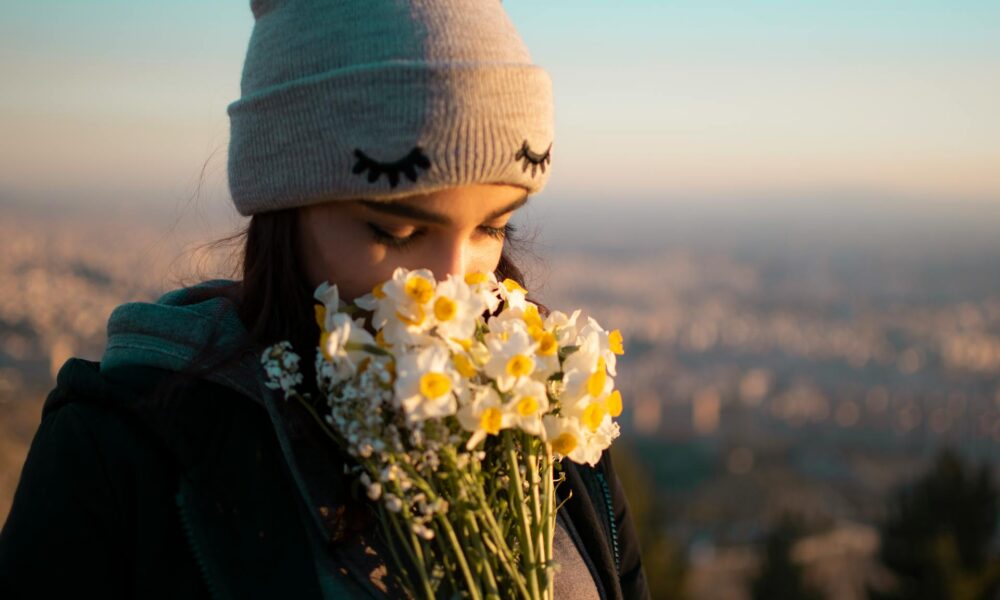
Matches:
[352,146,431,188]
[514,140,552,177]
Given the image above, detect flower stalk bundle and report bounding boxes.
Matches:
[261,268,624,599]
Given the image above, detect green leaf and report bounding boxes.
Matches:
[558,345,579,361]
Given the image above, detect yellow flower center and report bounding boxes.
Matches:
[502,278,527,294]
[586,357,607,397]
[480,407,502,435]
[405,275,434,304]
[465,272,488,285]
[523,304,544,329]
[419,372,451,400]
[605,390,623,418]
[582,401,608,432]
[452,353,477,378]
[434,296,457,321]
[450,337,472,351]
[395,305,425,327]
[536,331,557,356]
[516,396,539,416]
[609,329,624,355]
[372,282,386,299]
[505,354,534,378]
[314,304,326,330]
[551,432,578,456]
[375,329,391,348]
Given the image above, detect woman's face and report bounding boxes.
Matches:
[297,183,529,303]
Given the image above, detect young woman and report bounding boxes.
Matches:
[0,1,649,598]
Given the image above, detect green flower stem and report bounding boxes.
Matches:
[464,513,501,599]
[473,471,535,599]
[431,524,460,594]
[349,341,392,356]
[435,513,482,600]
[377,504,419,597]
[505,434,540,599]
[524,437,547,598]
[393,460,484,599]
[452,462,530,599]
[386,503,435,600]
[472,493,529,597]
[542,447,556,599]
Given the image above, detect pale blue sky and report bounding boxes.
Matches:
[1,1,998,211]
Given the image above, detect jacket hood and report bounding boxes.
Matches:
[99,279,264,404]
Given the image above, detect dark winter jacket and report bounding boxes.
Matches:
[0,280,649,599]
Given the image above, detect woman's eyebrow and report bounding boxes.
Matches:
[359,193,529,225]
[485,194,530,220]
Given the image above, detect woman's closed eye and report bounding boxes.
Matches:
[366,222,515,250]
[366,222,423,250]
[481,223,513,241]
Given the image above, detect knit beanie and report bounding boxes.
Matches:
[226,0,555,216]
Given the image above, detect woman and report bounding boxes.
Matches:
[0,1,649,598]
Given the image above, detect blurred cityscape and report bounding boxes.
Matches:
[1,199,998,599]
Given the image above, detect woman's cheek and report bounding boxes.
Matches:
[308,230,371,300]
[470,240,504,275]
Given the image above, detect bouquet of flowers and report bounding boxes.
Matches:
[261,267,624,600]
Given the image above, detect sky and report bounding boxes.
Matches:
[1,0,998,215]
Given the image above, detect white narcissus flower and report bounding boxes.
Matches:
[457,386,509,450]
[522,305,562,383]
[313,281,342,332]
[577,316,625,376]
[462,271,502,314]
[322,312,376,369]
[356,267,428,327]
[491,301,558,380]
[496,277,529,311]
[483,325,538,392]
[490,300,565,385]
[394,345,459,424]
[449,348,480,383]
[431,274,487,344]
[503,377,549,436]
[584,387,623,434]
[373,268,439,347]
[543,415,602,466]
[545,308,583,347]
[489,295,541,329]
[591,412,622,452]
[313,281,340,310]
[560,328,614,409]
[562,325,601,375]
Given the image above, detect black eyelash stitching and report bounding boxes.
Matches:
[514,140,552,177]
[352,146,432,188]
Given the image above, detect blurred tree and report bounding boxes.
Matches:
[611,441,689,599]
[868,448,1000,600]
[749,513,825,600]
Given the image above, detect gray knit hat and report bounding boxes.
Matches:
[226,0,555,216]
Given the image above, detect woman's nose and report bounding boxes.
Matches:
[426,238,468,281]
